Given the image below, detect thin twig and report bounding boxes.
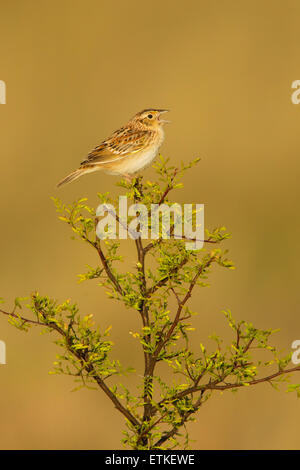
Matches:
[0,304,140,429]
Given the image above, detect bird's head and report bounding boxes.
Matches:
[131,109,170,129]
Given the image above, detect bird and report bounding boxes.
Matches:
[57,109,170,187]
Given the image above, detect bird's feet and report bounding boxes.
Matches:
[123,174,134,184]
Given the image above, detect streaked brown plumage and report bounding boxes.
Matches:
[57,109,169,187]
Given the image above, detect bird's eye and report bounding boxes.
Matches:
[147,114,153,119]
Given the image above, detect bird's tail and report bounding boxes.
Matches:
[57,168,86,188]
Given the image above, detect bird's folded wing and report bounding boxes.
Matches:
[80,129,151,167]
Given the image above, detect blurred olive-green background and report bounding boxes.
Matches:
[1,0,300,449]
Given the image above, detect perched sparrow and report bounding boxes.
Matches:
[57,109,170,187]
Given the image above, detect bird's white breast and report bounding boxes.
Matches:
[105,128,165,175]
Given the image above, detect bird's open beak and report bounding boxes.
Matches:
[158,109,171,124]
